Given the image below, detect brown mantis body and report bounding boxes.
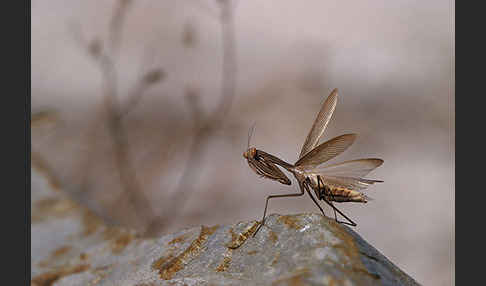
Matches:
[243,89,384,235]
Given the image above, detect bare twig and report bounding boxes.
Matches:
[71,0,165,230]
[145,0,237,235]
[184,87,205,124]
[212,0,237,127]
[109,0,132,58]
[70,0,234,236]
[97,42,157,228]
[119,68,166,116]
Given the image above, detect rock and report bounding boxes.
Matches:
[31,166,420,286]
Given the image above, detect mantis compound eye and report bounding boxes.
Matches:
[243,147,257,159]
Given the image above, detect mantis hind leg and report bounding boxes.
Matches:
[303,181,325,216]
[315,176,357,227]
[316,176,337,221]
[253,186,305,237]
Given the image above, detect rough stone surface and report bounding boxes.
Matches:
[31,165,421,286]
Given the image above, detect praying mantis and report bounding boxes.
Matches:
[243,89,384,235]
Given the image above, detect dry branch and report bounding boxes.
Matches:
[145,0,238,236]
[71,0,165,230]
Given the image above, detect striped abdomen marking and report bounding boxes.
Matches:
[320,186,367,203]
[305,174,368,203]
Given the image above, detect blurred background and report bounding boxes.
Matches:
[31,0,454,285]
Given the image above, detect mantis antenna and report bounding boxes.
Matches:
[247,122,257,149]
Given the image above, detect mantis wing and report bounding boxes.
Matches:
[312,158,384,177]
[299,88,338,159]
[295,134,356,168]
[317,175,383,191]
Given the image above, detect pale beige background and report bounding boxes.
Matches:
[32,1,454,285]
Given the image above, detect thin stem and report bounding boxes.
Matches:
[109,0,132,58]
[144,0,238,235]
[71,1,157,230]
[99,51,155,227]
[212,1,237,126]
